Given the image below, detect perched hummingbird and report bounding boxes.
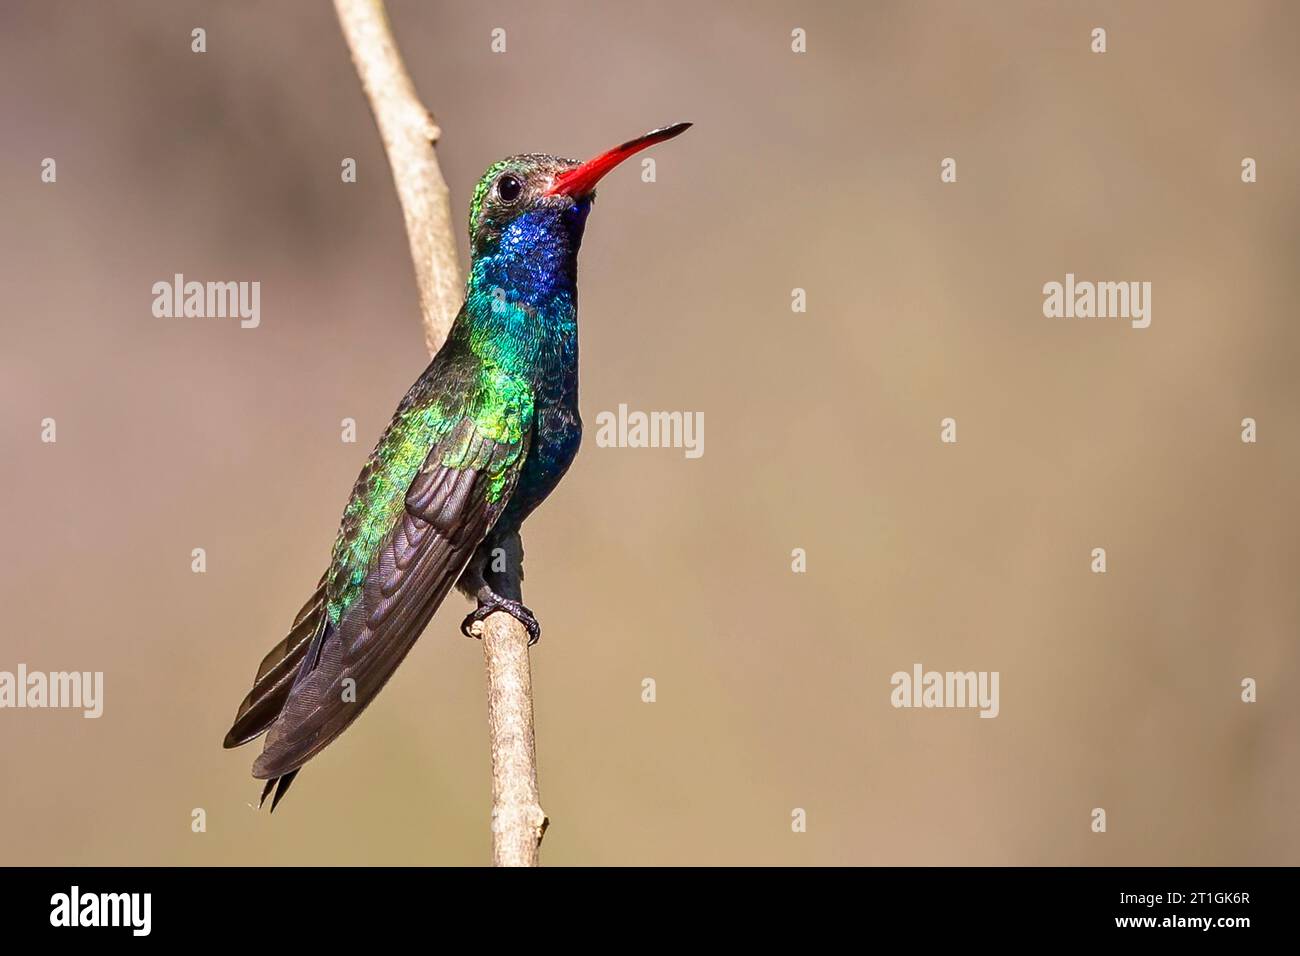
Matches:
[223,123,691,809]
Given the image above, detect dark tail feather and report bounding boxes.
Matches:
[258,770,299,812]
[228,577,328,813]
[223,579,327,749]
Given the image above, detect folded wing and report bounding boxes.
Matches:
[234,412,530,783]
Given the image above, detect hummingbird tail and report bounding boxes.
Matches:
[223,577,327,749]
[258,770,299,812]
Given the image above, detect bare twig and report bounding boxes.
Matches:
[333,0,547,867]
[482,607,548,862]
[334,0,462,353]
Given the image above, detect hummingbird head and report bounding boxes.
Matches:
[466,122,692,260]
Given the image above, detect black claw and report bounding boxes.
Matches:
[461,595,541,646]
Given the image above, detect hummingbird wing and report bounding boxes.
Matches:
[247,410,533,784]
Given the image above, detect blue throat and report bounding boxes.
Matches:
[459,203,590,374]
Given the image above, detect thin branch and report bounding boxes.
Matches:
[334,0,462,353]
[333,0,547,867]
[483,599,547,863]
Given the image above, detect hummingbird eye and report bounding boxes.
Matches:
[496,174,523,204]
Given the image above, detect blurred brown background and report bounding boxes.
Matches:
[2,0,1298,866]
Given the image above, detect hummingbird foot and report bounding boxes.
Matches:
[461,588,541,646]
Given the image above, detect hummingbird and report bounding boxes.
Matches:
[223,123,691,810]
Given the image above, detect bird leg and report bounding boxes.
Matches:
[458,530,541,644]
[461,587,541,646]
